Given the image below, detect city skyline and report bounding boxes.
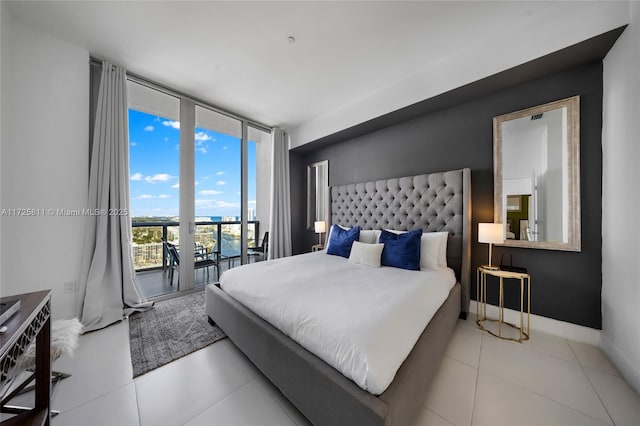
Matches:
[128,109,257,218]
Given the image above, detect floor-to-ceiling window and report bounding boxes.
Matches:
[194,105,243,285]
[126,78,271,298]
[248,125,272,257]
[127,82,181,297]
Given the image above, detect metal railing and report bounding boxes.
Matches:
[132,220,259,271]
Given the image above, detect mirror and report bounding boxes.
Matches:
[493,96,581,251]
[307,160,329,230]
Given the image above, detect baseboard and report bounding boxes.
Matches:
[600,334,640,396]
[469,301,601,345]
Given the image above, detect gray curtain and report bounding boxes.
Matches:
[78,61,152,332]
[268,128,292,259]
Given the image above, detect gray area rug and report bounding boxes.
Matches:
[129,291,226,377]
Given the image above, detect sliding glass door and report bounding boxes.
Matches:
[194,106,243,285]
[127,82,182,298]
[127,79,271,298]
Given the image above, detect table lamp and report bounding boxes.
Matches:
[478,223,504,270]
[314,221,326,246]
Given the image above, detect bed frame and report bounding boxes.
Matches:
[206,168,471,425]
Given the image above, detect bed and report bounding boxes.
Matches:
[205,168,471,426]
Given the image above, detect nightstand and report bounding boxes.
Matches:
[311,244,324,252]
[476,266,530,343]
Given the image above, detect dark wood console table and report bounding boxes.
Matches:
[0,290,52,426]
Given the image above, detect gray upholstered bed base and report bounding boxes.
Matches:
[206,282,460,426]
[205,168,471,425]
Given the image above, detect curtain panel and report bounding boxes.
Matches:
[78,61,152,332]
[268,128,292,259]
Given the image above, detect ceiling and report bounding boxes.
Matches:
[4,1,630,143]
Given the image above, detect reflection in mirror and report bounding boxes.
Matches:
[494,96,580,251]
[307,160,329,230]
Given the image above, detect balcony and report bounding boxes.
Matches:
[132,220,260,298]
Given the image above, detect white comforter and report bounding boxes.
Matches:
[220,251,456,395]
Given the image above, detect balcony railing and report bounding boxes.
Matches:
[132,220,259,272]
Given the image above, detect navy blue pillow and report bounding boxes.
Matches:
[379,229,422,270]
[326,225,361,258]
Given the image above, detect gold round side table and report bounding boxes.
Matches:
[476,266,531,343]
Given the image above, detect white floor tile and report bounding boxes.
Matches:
[446,323,483,368]
[472,371,610,426]
[525,330,577,361]
[423,356,477,426]
[12,303,637,426]
[52,382,139,426]
[479,334,612,424]
[135,340,254,426]
[253,375,312,426]
[584,367,640,426]
[414,407,455,426]
[50,321,134,413]
[184,379,296,426]
[568,340,622,377]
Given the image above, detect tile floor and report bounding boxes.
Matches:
[4,311,640,426]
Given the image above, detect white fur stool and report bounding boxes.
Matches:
[1,318,82,417]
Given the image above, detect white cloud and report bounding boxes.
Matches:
[223,145,228,150]
[131,172,144,181]
[216,171,225,176]
[194,199,240,210]
[145,173,172,184]
[130,142,137,147]
[201,190,223,195]
[171,183,180,189]
[216,201,240,208]
[248,200,256,205]
[216,180,226,186]
[198,146,207,154]
[144,125,154,132]
[162,120,180,129]
[136,194,155,199]
[195,131,212,142]
[164,137,169,142]
[158,194,171,199]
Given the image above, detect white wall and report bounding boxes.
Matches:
[0,11,89,319]
[290,1,629,148]
[602,1,640,395]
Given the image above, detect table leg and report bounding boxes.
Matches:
[483,273,487,321]
[35,314,51,425]
[499,277,503,337]
[527,276,531,337]
[476,269,480,323]
[520,278,524,342]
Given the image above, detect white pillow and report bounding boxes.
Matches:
[420,232,448,270]
[326,226,381,249]
[359,230,381,244]
[348,241,384,268]
[383,229,448,270]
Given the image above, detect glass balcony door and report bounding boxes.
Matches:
[194,105,243,284]
[128,79,272,298]
[128,81,182,298]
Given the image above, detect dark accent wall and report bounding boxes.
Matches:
[291,62,604,329]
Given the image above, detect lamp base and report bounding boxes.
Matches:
[480,264,500,271]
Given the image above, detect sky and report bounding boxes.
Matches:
[128,109,256,218]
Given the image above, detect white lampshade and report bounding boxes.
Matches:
[314,221,326,234]
[478,223,504,244]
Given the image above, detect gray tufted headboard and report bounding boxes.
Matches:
[330,168,472,315]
